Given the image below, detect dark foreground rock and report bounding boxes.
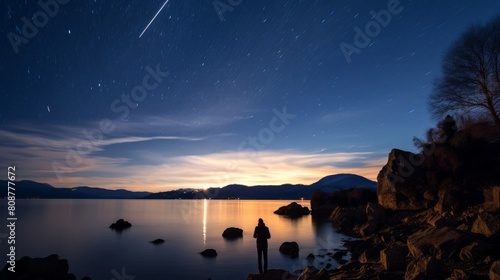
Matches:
[222,227,243,239]
[200,249,217,257]
[109,219,132,231]
[279,242,299,258]
[0,254,91,280]
[246,269,296,280]
[274,202,310,217]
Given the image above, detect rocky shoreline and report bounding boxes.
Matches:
[248,139,500,279]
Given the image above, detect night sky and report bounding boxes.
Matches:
[2,0,499,192]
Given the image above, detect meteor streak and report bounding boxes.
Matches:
[139,0,170,38]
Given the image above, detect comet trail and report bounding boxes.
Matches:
[139,0,170,38]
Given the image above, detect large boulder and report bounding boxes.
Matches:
[0,254,91,280]
[407,226,471,260]
[222,227,243,239]
[279,242,299,258]
[109,219,132,231]
[405,256,441,280]
[471,211,500,237]
[379,241,409,271]
[377,149,428,211]
[274,202,310,217]
[199,249,217,257]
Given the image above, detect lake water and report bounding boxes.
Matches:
[0,199,351,280]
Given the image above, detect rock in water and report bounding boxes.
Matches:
[109,219,132,231]
[306,253,315,261]
[279,242,299,258]
[222,227,243,239]
[150,238,164,245]
[274,202,310,217]
[200,249,217,257]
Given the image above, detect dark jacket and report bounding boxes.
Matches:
[253,223,271,248]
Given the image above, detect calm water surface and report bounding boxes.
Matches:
[0,199,351,280]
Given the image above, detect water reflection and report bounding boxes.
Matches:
[8,199,349,280]
[203,199,207,246]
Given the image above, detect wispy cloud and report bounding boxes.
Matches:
[28,149,385,192]
[0,121,387,192]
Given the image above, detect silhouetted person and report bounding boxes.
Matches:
[253,218,271,274]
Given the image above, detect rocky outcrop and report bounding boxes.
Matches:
[407,226,471,260]
[0,254,91,280]
[377,149,428,211]
[222,227,243,239]
[274,202,310,217]
[279,242,299,258]
[199,249,217,257]
[109,219,132,231]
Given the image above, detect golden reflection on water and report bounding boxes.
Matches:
[203,199,207,246]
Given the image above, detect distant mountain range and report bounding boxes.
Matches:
[1,174,376,200]
[144,174,376,200]
[0,180,151,199]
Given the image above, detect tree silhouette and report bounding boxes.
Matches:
[430,16,500,125]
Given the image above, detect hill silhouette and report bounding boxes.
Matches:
[3,174,375,200]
